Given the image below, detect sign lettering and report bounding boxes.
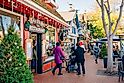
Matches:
[4,0,11,8]
[0,0,58,27]
[29,26,45,33]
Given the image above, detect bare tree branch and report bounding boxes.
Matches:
[111,0,124,36]
[96,0,102,8]
[104,4,108,12]
[106,0,112,34]
[104,3,112,35]
[104,4,109,14]
[100,0,108,36]
[107,0,110,11]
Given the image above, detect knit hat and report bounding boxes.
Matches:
[79,42,83,46]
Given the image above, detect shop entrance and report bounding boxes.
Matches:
[30,33,42,74]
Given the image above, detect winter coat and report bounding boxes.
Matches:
[122,55,124,70]
[75,46,85,63]
[53,46,65,64]
[93,45,100,56]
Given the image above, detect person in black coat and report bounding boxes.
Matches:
[122,55,124,71]
[75,42,85,75]
[113,45,119,62]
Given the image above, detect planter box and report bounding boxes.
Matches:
[103,57,107,68]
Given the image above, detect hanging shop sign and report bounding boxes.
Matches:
[29,26,45,33]
[26,18,47,33]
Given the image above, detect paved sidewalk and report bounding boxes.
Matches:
[34,53,123,83]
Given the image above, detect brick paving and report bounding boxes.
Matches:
[34,53,124,83]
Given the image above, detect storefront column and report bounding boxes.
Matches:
[56,29,59,42]
[37,33,42,74]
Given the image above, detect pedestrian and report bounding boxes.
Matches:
[79,41,86,52]
[122,55,124,71]
[93,43,100,64]
[71,44,75,52]
[75,42,85,75]
[90,43,94,55]
[31,38,37,73]
[113,45,119,62]
[52,42,65,75]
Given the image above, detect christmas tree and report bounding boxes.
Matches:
[0,26,33,83]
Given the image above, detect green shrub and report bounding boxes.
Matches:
[101,43,107,58]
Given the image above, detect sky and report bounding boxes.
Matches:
[56,0,96,14]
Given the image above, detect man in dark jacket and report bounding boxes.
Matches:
[75,42,85,75]
[122,55,124,71]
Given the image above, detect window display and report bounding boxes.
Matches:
[0,14,20,36]
[45,27,55,56]
[0,11,20,43]
[0,16,3,42]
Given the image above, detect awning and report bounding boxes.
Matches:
[99,36,123,41]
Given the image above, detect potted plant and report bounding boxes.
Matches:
[101,43,108,68]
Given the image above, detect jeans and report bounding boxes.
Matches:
[94,53,99,63]
[52,63,62,74]
[77,61,85,74]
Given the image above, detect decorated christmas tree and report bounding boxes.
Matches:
[0,26,33,83]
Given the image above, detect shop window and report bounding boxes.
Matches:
[0,14,20,37]
[45,27,55,57]
[0,17,3,41]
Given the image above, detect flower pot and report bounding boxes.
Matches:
[103,57,107,68]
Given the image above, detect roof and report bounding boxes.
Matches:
[32,0,65,21]
[59,11,76,21]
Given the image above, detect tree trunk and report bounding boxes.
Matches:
[107,35,113,72]
[95,0,124,73]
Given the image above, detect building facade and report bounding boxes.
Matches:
[59,10,78,50]
[0,0,69,74]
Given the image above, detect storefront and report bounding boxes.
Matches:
[24,16,57,73]
[0,0,69,74]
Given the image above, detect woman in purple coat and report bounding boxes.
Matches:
[52,42,65,75]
